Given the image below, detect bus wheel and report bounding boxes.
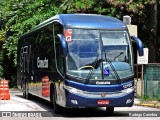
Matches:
[23,81,31,99]
[51,85,61,113]
[22,80,26,98]
[106,107,114,114]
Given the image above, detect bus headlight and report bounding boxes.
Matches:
[122,87,134,94]
[64,85,85,94]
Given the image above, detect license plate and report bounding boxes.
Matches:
[97,100,110,105]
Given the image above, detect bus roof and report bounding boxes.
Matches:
[22,14,127,37]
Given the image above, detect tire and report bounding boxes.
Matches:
[51,85,61,113]
[106,107,114,114]
[23,80,31,99]
[22,79,26,98]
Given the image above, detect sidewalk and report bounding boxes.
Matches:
[134,98,160,109]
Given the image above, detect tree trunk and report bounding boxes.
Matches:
[148,1,157,63]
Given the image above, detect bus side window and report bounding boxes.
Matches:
[54,24,65,75]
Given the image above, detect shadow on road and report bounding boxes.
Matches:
[59,108,129,117]
[15,94,129,117]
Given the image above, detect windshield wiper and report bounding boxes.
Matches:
[84,53,99,84]
[114,52,124,61]
[104,49,121,84]
[84,50,122,84]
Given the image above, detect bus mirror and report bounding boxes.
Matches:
[131,36,143,56]
[57,34,68,57]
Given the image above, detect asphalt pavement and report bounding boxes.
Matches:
[0,89,159,120]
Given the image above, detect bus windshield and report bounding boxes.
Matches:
[66,29,133,81]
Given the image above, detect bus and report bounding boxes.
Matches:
[17,14,143,114]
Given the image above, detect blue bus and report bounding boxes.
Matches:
[17,14,143,114]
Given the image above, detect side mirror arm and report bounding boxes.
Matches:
[131,36,143,56]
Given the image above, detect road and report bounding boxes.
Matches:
[0,89,160,120]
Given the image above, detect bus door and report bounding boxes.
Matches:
[53,23,66,106]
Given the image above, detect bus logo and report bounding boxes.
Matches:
[96,81,111,85]
[101,93,107,97]
[65,29,72,42]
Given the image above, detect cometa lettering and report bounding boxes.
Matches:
[96,81,110,85]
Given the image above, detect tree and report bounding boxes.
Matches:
[0,0,62,64]
[157,0,160,60]
[0,0,62,86]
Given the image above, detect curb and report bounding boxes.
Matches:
[134,103,160,109]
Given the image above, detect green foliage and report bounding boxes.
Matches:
[0,30,5,43]
[0,0,62,65]
[0,0,63,85]
[0,65,3,77]
[140,94,150,102]
[60,0,154,19]
[140,94,160,102]
[0,50,4,77]
[0,54,3,77]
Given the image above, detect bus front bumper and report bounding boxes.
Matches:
[65,90,134,108]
